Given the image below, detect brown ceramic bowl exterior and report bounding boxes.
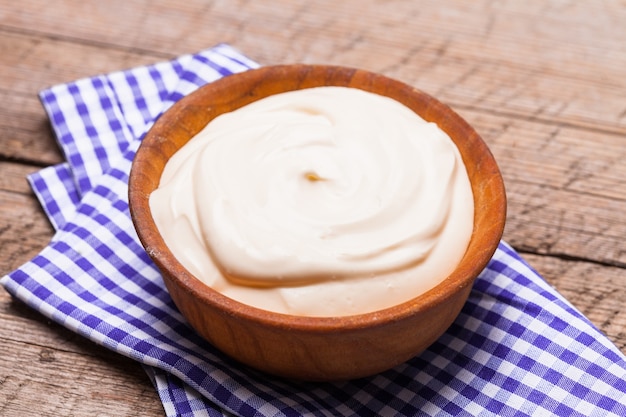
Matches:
[128,65,506,381]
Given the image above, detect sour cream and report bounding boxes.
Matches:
[150,86,474,317]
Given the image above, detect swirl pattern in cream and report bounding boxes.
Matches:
[150,87,474,317]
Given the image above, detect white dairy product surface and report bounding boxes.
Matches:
[150,86,474,317]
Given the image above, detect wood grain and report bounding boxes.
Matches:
[1,0,624,414]
[524,253,626,353]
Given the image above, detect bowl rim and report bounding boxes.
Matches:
[128,64,506,333]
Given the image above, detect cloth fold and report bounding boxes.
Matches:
[2,44,625,417]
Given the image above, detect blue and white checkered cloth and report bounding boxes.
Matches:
[2,44,625,417]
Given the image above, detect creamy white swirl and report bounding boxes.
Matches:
[150,86,474,316]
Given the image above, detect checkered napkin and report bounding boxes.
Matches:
[2,44,625,417]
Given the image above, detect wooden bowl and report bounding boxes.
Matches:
[128,65,506,381]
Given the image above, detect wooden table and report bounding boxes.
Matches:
[1,1,625,415]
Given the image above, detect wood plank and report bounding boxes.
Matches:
[0,90,62,166]
[0,162,39,195]
[0,30,168,95]
[1,0,625,133]
[461,109,626,267]
[524,253,626,352]
[0,189,53,275]
[464,109,626,200]
[506,182,626,267]
[0,29,168,166]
